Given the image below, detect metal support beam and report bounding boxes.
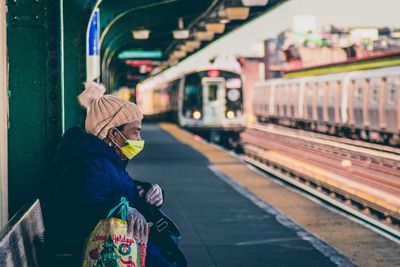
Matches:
[63,1,94,129]
[0,0,8,228]
[6,0,62,216]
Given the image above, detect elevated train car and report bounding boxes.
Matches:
[254,66,400,145]
[137,68,246,144]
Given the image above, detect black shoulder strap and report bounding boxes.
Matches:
[134,180,187,266]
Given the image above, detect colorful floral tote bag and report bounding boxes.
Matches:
[82,197,147,267]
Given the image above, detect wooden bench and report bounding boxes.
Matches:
[0,200,46,266]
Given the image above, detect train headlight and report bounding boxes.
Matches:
[226,110,235,119]
[193,110,202,120]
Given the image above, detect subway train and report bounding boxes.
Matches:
[253,66,400,145]
[137,68,246,144]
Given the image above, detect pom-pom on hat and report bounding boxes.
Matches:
[78,82,143,140]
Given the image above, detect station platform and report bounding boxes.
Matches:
[128,123,356,266]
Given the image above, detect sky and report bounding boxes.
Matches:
[143,0,400,86]
[200,0,400,58]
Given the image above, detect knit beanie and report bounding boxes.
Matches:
[77,82,143,140]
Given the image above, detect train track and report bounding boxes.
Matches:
[240,124,400,239]
[251,124,400,170]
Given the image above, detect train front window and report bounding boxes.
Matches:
[208,84,219,101]
[183,73,203,118]
[184,85,199,104]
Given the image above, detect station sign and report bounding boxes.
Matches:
[118,50,162,59]
[87,9,100,81]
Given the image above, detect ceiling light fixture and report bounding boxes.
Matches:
[224,7,249,20]
[185,41,201,49]
[205,22,225,34]
[241,0,269,6]
[180,44,195,53]
[195,31,214,41]
[224,0,250,20]
[219,18,230,24]
[173,30,190,39]
[132,29,150,40]
[173,17,189,39]
[173,50,187,59]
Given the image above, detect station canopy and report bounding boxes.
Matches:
[97,0,284,86]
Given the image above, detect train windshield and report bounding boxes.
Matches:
[184,85,201,107]
[183,74,202,117]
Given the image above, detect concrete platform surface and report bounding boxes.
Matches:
[127,124,352,267]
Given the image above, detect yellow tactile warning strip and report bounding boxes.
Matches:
[160,123,400,267]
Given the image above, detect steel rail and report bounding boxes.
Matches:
[243,155,400,240]
[250,124,400,169]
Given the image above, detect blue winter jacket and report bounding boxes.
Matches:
[48,126,143,257]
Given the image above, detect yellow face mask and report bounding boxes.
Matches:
[112,128,145,160]
[120,139,145,160]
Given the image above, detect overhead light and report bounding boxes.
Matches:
[220,18,230,24]
[205,23,225,34]
[241,0,268,6]
[169,54,178,60]
[173,30,190,39]
[178,44,190,52]
[173,18,190,39]
[224,7,249,20]
[185,41,201,49]
[168,58,178,65]
[180,44,195,53]
[173,50,187,58]
[179,40,201,53]
[195,31,214,41]
[132,29,150,40]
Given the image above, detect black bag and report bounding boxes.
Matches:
[135,181,188,267]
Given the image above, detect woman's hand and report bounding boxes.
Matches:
[126,207,149,242]
[145,184,163,207]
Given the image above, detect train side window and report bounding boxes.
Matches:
[327,82,334,105]
[318,84,324,99]
[185,85,197,100]
[388,81,397,104]
[355,83,363,102]
[372,86,379,104]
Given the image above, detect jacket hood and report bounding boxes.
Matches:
[54,126,124,168]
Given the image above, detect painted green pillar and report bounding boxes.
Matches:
[7,0,62,215]
[63,1,96,130]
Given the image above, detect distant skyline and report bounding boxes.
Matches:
[170,0,400,76]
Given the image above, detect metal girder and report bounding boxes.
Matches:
[4,0,286,218]
[6,0,61,216]
[99,1,213,55]
[99,0,286,89]
[0,0,8,228]
[62,0,98,129]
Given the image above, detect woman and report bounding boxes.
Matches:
[47,82,175,266]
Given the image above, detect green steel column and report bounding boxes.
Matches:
[63,1,97,129]
[0,0,8,228]
[6,0,62,216]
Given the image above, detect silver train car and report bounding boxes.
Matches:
[253,66,400,145]
[137,68,246,143]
